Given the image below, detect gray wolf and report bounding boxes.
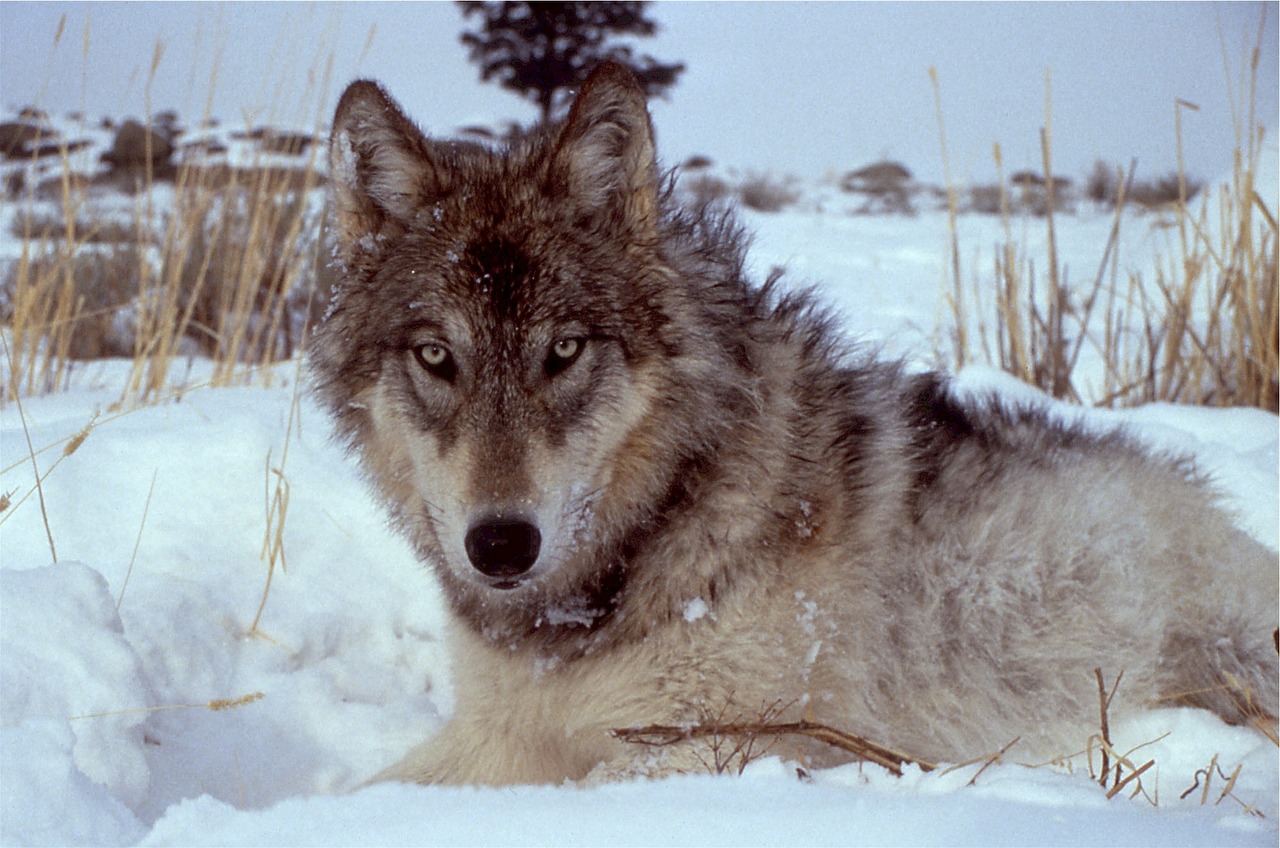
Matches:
[311,62,1278,786]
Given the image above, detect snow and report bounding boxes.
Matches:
[681,597,710,623]
[3,180,1278,843]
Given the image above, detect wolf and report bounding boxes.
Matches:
[311,62,1278,786]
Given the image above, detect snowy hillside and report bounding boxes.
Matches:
[2,114,1278,845]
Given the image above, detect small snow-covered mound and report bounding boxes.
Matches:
[1,563,150,846]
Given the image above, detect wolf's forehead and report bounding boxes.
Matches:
[461,230,534,281]
[452,230,546,308]
[397,227,571,327]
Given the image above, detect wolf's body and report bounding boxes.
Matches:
[311,64,1278,786]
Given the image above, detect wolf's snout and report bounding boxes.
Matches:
[465,518,542,581]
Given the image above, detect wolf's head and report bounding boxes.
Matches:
[312,64,755,645]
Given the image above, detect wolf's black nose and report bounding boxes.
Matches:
[465,518,541,579]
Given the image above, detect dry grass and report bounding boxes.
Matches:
[930,66,968,371]
[936,70,1121,406]
[738,172,801,213]
[116,468,158,613]
[1086,668,1161,802]
[69,690,265,721]
[1083,667,1270,815]
[248,355,309,639]
[1,334,60,562]
[115,160,327,401]
[1103,138,1278,411]
[1180,754,1268,816]
[938,20,1277,412]
[2,19,335,408]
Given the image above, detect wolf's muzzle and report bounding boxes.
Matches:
[464,518,542,583]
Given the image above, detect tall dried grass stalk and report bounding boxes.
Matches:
[929,66,967,369]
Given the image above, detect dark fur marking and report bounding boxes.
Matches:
[904,373,986,505]
[461,232,535,319]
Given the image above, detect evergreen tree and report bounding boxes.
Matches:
[458,1,684,123]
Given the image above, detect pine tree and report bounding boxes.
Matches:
[458,1,685,123]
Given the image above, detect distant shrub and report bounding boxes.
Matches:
[964,178,1074,217]
[681,173,732,208]
[17,245,155,360]
[1085,159,1120,206]
[1128,171,1202,208]
[101,118,175,174]
[967,184,1003,216]
[10,207,146,246]
[1084,161,1203,210]
[738,173,799,213]
[1000,173,1076,217]
[842,161,915,215]
[841,160,912,190]
[229,127,319,156]
[0,121,49,158]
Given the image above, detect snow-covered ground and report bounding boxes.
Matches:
[2,141,1278,843]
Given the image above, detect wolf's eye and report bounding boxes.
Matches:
[545,337,585,378]
[412,343,457,383]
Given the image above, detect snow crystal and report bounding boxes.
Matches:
[682,597,710,622]
[803,638,823,669]
[796,499,814,538]
[540,596,605,628]
[532,654,562,677]
[795,590,820,637]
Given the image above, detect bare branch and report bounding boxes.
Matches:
[612,718,935,777]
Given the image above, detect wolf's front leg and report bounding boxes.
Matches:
[367,718,595,787]
[366,727,468,786]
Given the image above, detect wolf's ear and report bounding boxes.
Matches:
[550,62,659,234]
[328,80,444,268]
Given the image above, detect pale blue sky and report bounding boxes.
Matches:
[1,2,1276,184]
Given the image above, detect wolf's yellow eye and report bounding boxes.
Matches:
[413,343,457,382]
[553,338,580,360]
[545,337,585,378]
[418,344,448,366]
